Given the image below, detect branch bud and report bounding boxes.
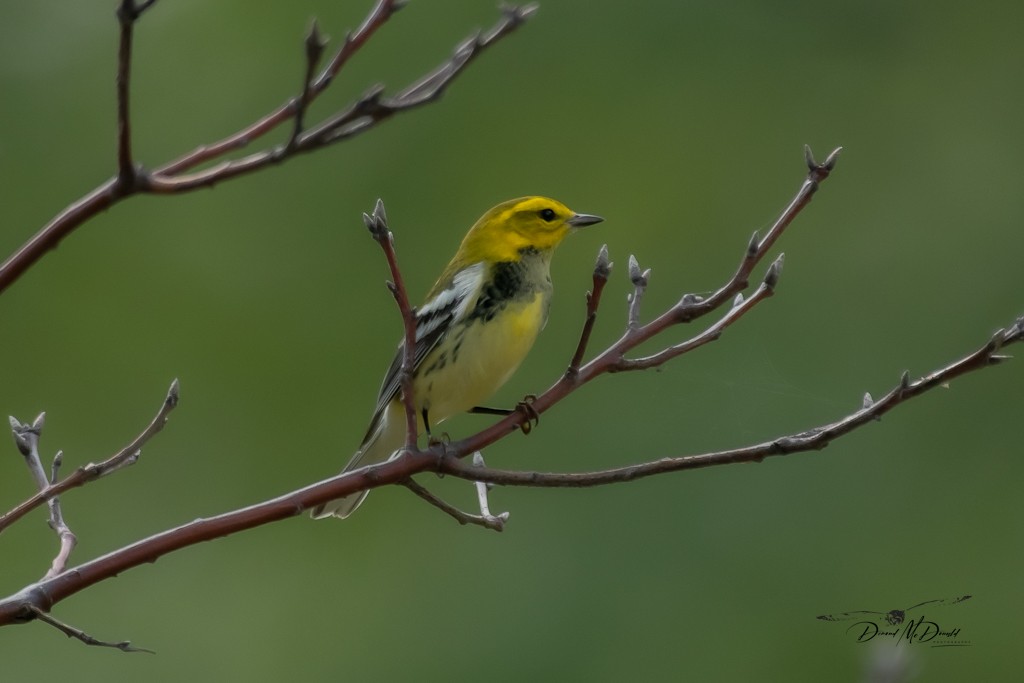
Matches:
[9,416,36,457]
[594,244,612,280]
[167,379,180,408]
[763,253,784,289]
[986,327,1006,353]
[363,198,390,240]
[747,231,760,258]
[822,146,843,171]
[628,255,647,287]
[803,144,816,171]
[455,30,482,60]
[503,3,540,24]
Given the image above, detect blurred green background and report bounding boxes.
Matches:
[1,0,1021,680]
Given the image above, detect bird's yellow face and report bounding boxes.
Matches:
[461,196,602,263]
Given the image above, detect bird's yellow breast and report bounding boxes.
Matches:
[414,292,547,422]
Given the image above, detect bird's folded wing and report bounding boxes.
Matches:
[359,262,485,444]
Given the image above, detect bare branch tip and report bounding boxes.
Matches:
[362,200,390,241]
[305,19,328,62]
[803,144,815,169]
[51,450,64,483]
[805,145,842,172]
[167,379,180,407]
[1009,315,1024,340]
[823,146,844,170]
[455,30,482,59]
[502,3,540,22]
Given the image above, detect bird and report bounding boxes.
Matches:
[312,196,603,519]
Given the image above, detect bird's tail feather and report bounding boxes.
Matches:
[311,402,404,520]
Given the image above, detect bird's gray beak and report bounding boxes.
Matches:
[567,213,604,228]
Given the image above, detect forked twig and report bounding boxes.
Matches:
[27,606,153,654]
[0,380,179,534]
[0,1,537,294]
[402,476,507,532]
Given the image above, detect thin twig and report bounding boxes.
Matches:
[626,254,650,330]
[614,254,783,372]
[0,2,535,294]
[157,0,403,177]
[287,20,327,151]
[115,1,142,190]
[0,379,179,534]
[43,451,77,580]
[472,452,508,527]
[301,4,539,149]
[567,244,611,376]
[27,606,153,654]
[363,200,419,449]
[441,316,1024,487]
[402,478,506,532]
[7,415,79,577]
[146,5,539,193]
[674,145,840,322]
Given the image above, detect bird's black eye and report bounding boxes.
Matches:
[539,208,556,221]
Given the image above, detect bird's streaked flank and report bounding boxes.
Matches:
[313,197,602,519]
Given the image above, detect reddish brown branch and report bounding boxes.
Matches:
[440,317,1024,487]
[115,1,139,187]
[2,310,1016,629]
[2,147,1018,639]
[157,0,403,176]
[0,446,437,626]
[0,2,536,295]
